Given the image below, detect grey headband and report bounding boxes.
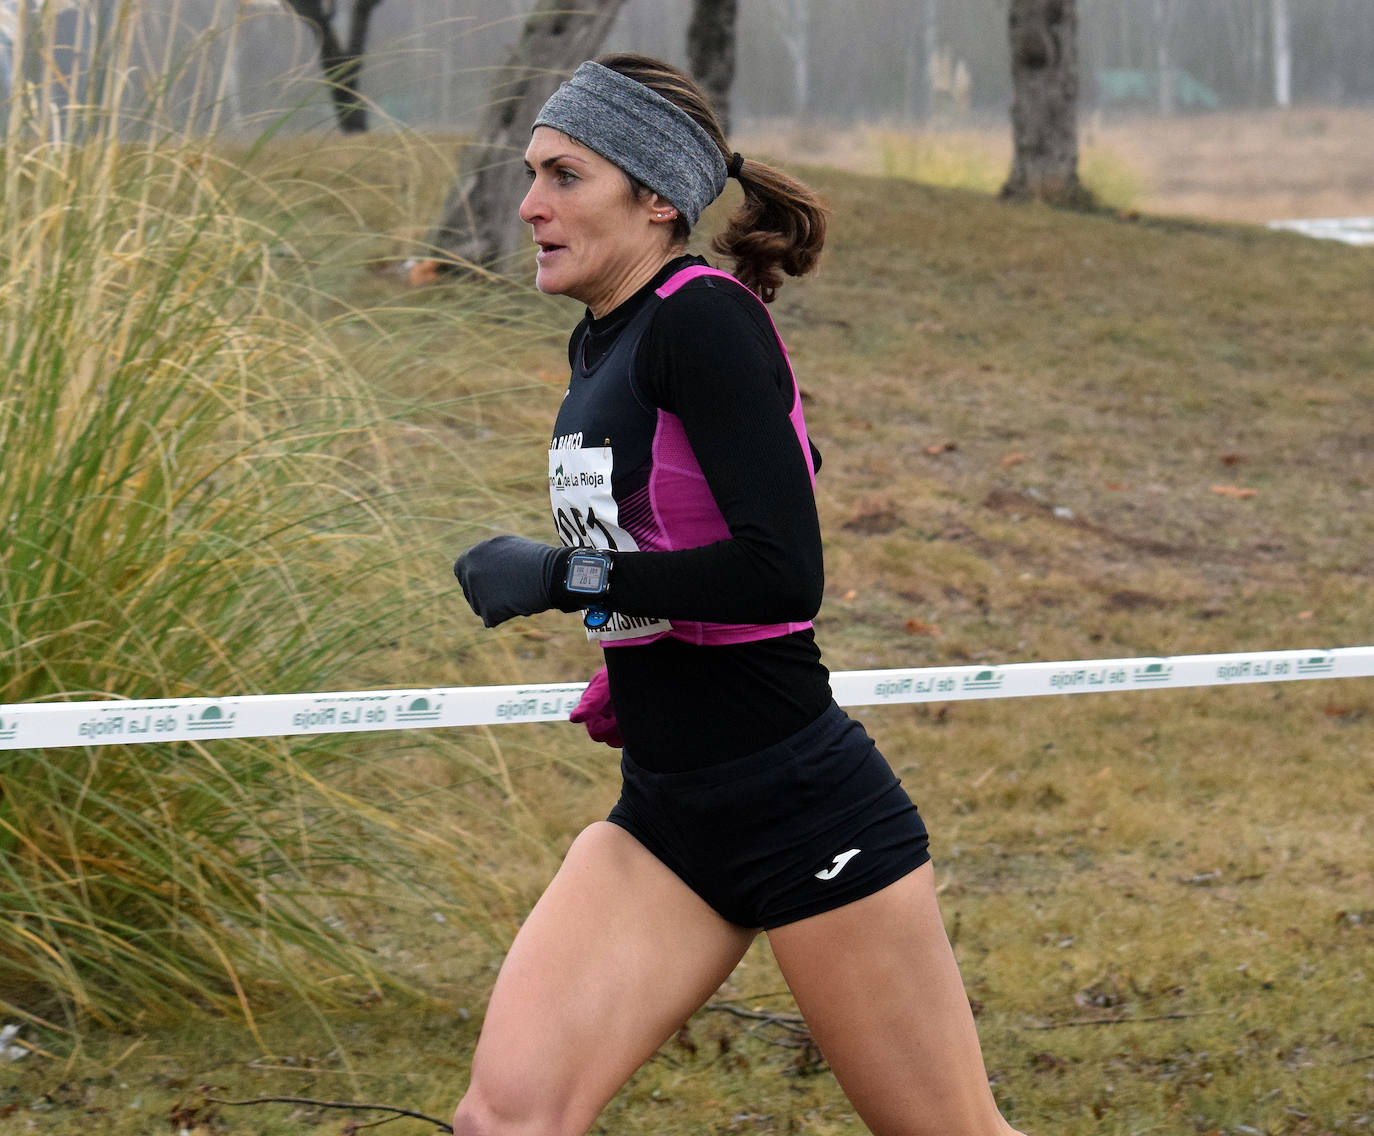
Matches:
[533,61,728,228]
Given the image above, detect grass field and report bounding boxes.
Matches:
[742,106,1374,224]
[2,112,1372,1135]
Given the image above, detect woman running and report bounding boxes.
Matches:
[452,52,1026,1136]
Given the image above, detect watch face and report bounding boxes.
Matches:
[568,554,608,593]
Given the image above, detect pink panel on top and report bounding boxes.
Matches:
[618,265,815,647]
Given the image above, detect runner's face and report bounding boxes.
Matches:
[520,128,676,317]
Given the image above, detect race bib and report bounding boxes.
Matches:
[549,444,672,643]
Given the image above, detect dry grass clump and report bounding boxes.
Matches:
[0,13,561,1036]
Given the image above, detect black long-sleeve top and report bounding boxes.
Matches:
[550,257,832,772]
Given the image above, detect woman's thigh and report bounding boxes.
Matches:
[455,821,756,1136]
[767,862,1023,1136]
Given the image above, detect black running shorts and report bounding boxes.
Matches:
[606,701,930,929]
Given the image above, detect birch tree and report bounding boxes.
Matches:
[769,0,811,117]
[905,0,939,119]
[1271,0,1292,106]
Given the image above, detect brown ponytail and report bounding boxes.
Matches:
[596,53,828,303]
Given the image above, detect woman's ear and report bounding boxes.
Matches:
[647,194,679,224]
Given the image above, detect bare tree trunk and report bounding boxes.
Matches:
[1151,0,1182,116]
[686,0,737,134]
[1154,0,1172,115]
[415,0,629,276]
[1000,0,1092,208]
[923,0,939,116]
[790,0,810,118]
[1250,0,1267,105]
[903,0,938,120]
[208,0,245,135]
[1271,0,1292,107]
[280,0,386,134]
[769,0,811,119]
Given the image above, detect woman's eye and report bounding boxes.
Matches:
[523,166,577,186]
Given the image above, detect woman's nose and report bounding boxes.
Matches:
[519,181,545,225]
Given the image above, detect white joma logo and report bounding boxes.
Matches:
[814,849,861,881]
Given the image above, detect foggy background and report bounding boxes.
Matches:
[2,0,1369,137]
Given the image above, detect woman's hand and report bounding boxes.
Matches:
[454,535,561,627]
[569,666,622,748]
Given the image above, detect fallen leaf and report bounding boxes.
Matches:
[1001,451,1028,466]
[1219,452,1245,466]
[903,619,941,637]
[924,441,958,455]
[1297,610,1315,620]
[841,589,858,602]
[405,258,444,287]
[1210,484,1257,498]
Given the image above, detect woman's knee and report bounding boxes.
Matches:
[451,1089,519,1136]
[451,1092,485,1136]
[451,1087,578,1136]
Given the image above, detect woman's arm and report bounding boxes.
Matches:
[586,281,824,624]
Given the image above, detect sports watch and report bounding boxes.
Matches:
[565,548,613,630]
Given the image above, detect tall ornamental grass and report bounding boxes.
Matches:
[0,7,460,1032]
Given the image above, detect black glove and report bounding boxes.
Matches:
[454,535,562,628]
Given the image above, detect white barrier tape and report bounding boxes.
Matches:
[1,647,1371,752]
